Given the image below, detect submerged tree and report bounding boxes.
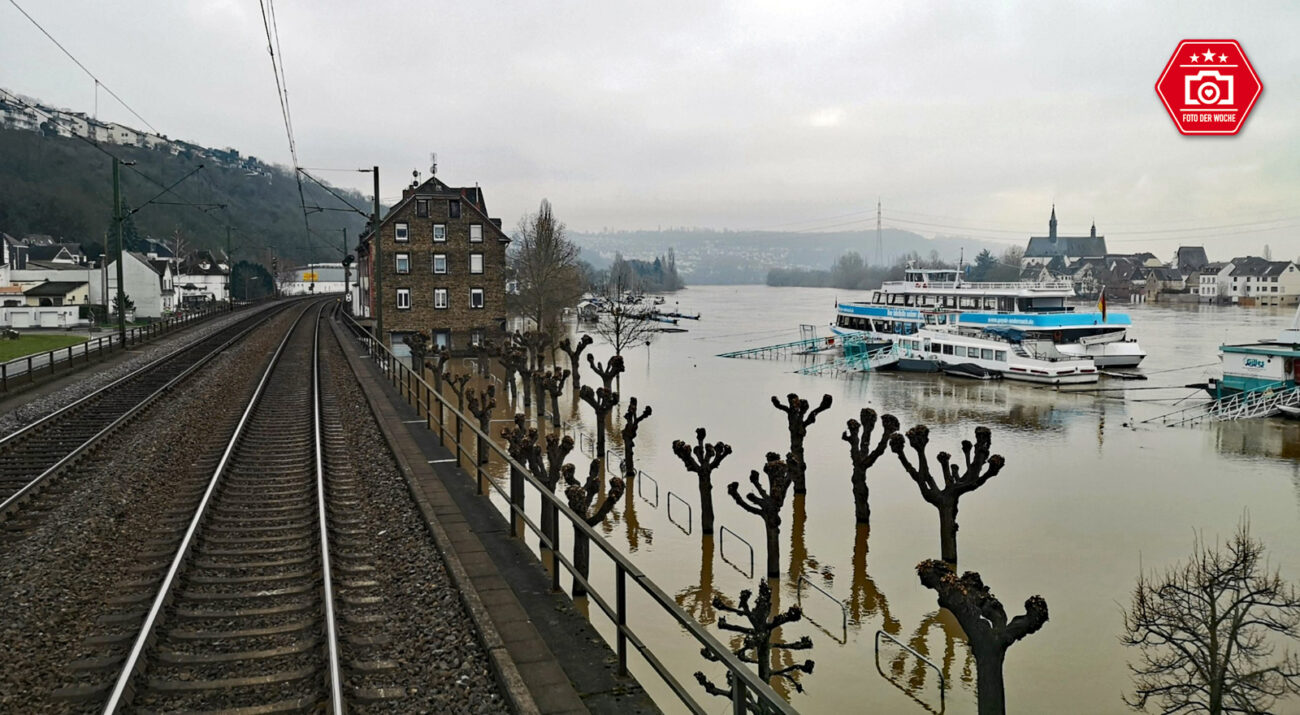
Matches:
[771,393,833,494]
[497,341,526,406]
[695,579,814,698]
[578,385,619,457]
[593,302,659,357]
[890,424,1004,565]
[524,331,552,413]
[917,560,1048,715]
[620,397,652,477]
[727,453,794,579]
[470,339,494,377]
[466,385,496,465]
[402,331,429,370]
[672,428,733,535]
[842,409,900,524]
[442,371,472,445]
[511,198,584,334]
[564,460,625,598]
[428,345,451,391]
[586,353,625,392]
[558,334,594,390]
[1121,522,1300,715]
[538,366,571,428]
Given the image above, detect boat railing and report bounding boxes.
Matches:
[882,280,1074,291]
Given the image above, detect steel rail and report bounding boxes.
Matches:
[102,302,318,713]
[0,303,289,516]
[312,309,345,714]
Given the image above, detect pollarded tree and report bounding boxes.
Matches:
[442,371,472,446]
[538,366,571,428]
[466,385,496,465]
[695,579,814,697]
[727,452,794,579]
[842,409,900,524]
[890,424,1004,566]
[620,397,652,477]
[497,341,526,406]
[403,331,429,370]
[428,345,450,391]
[771,393,833,494]
[564,459,625,598]
[511,199,584,334]
[672,428,733,535]
[470,339,494,377]
[578,385,619,457]
[1121,522,1300,715]
[917,560,1048,715]
[586,353,625,392]
[524,330,552,412]
[558,334,593,390]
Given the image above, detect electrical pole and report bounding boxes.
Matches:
[876,198,882,268]
[341,227,349,306]
[226,225,233,304]
[113,157,127,345]
[371,166,383,342]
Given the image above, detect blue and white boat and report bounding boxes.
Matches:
[832,267,1146,368]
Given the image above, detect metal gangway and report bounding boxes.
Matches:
[796,343,899,375]
[718,330,876,360]
[1144,382,1300,426]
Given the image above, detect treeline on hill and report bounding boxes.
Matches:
[767,246,1025,290]
[0,128,369,265]
[601,250,685,292]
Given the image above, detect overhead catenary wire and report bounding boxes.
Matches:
[5,0,159,134]
[257,0,312,257]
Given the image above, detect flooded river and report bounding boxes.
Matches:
[470,285,1300,714]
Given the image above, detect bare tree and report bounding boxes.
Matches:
[558,334,594,389]
[891,424,1005,565]
[497,340,525,405]
[620,397,652,477]
[538,367,571,428]
[466,385,496,465]
[592,302,659,357]
[771,393,834,495]
[695,579,814,698]
[585,353,625,392]
[727,452,794,579]
[511,199,584,334]
[578,385,619,456]
[427,345,450,391]
[402,331,429,370]
[917,560,1048,715]
[564,460,625,598]
[842,409,900,524]
[442,372,472,446]
[1121,522,1300,714]
[672,428,733,535]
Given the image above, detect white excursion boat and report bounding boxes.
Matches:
[880,315,1099,385]
[832,267,1145,368]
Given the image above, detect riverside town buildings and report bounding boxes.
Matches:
[354,175,509,356]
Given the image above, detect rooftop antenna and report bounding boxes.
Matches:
[429,152,438,176]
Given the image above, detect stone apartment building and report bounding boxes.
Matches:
[356,175,510,353]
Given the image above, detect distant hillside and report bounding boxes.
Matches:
[0,127,368,265]
[569,228,1014,284]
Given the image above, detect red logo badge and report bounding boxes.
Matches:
[1156,40,1262,135]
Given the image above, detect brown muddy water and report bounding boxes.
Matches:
[457,285,1300,714]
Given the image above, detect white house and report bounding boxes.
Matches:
[107,122,141,147]
[176,250,229,306]
[106,252,164,318]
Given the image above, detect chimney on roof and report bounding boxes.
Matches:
[1090,221,1096,239]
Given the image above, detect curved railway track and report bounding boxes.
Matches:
[0,302,293,516]
[95,301,358,713]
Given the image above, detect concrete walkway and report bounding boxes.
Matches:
[334,322,659,715]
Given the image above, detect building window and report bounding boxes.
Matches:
[434,288,448,309]
[470,288,484,309]
[433,224,446,242]
[433,330,451,349]
[470,253,483,274]
[470,330,484,347]
[449,200,461,219]
[395,222,409,242]
[396,288,411,310]
[470,224,483,243]
[395,253,410,274]
[416,199,429,218]
[433,253,447,274]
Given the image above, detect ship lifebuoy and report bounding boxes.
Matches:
[1052,330,1063,342]
[914,282,922,288]
[922,283,929,288]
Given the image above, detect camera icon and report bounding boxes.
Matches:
[1184,70,1234,106]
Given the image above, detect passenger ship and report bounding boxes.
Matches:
[828,268,1144,384]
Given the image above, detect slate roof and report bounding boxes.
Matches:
[1175,246,1209,271]
[26,245,72,261]
[23,281,87,296]
[1025,235,1108,259]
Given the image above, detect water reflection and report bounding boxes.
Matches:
[847,525,900,636]
[883,377,1086,432]
[877,608,974,712]
[787,494,835,592]
[674,535,723,626]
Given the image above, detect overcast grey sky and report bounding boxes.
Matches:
[3,0,1297,259]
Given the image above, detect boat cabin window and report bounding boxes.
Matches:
[995,350,1007,362]
[981,348,994,360]
[964,347,978,358]
[928,342,939,353]
[959,296,978,308]
[943,296,957,308]
[983,298,998,309]
[872,292,882,304]
[888,294,904,305]
[942,344,954,355]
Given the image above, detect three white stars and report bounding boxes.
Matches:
[1190,49,1230,63]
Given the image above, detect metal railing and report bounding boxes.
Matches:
[0,303,233,393]
[882,280,1073,291]
[338,313,796,715]
[875,629,946,711]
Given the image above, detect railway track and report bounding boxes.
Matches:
[83,301,369,713]
[0,302,293,516]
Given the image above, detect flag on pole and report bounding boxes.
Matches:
[1097,287,1107,322]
